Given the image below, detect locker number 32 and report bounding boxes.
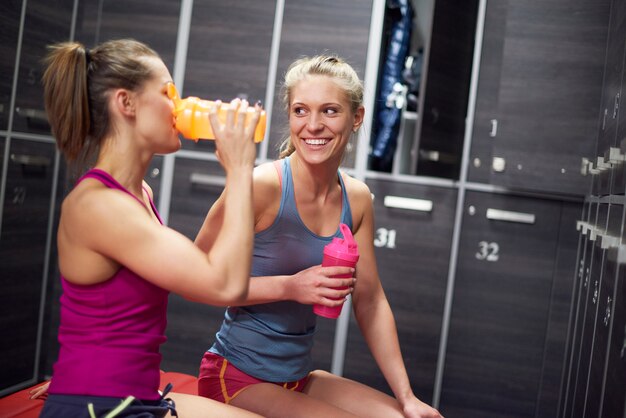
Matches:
[374,228,397,249]
[476,241,499,262]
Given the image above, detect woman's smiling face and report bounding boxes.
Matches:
[288,75,362,165]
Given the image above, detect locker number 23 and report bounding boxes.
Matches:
[374,228,397,249]
[476,241,499,262]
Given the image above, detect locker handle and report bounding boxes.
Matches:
[486,208,535,224]
[15,107,48,122]
[383,195,432,212]
[189,173,225,187]
[10,153,51,167]
[599,233,620,249]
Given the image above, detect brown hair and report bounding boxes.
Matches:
[278,55,364,158]
[42,39,159,166]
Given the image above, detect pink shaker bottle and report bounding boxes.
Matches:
[314,223,359,319]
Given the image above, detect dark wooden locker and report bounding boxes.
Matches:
[11,0,75,135]
[179,0,276,153]
[160,157,229,374]
[558,200,595,417]
[266,0,372,168]
[75,0,180,71]
[614,11,626,197]
[467,0,508,185]
[583,203,625,418]
[0,138,56,392]
[439,191,570,418]
[535,201,581,418]
[597,0,626,197]
[0,0,21,131]
[414,0,478,180]
[342,180,456,403]
[469,0,609,196]
[598,253,626,417]
[566,203,609,418]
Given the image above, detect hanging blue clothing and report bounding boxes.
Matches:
[209,156,354,382]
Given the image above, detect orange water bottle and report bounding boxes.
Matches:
[167,83,266,143]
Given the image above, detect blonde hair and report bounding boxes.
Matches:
[278,55,363,158]
[42,39,159,167]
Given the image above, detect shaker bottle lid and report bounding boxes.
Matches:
[323,223,360,263]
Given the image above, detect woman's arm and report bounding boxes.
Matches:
[349,179,442,418]
[60,101,259,306]
[194,162,354,306]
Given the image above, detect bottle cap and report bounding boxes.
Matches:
[324,223,360,263]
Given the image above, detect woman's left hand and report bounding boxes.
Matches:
[29,381,50,399]
[402,396,444,418]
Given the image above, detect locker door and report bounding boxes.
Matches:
[180,0,276,153]
[0,0,20,131]
[440,191,565,418]
[583,203,624,418]
[12,0,74,135]
[597,0,626,196]
[599,249,626,417]
[342,180,456,403]
[0,138,56,393]
[75,0,180,70]
[568,203,609,418]
[558,200,595,417]
[535,201,581,418]
[470,1,609,196]
[161,157,229,374]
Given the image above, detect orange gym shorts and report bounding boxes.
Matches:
[197,351,310,404]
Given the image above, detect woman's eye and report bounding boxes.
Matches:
[293,107,306,115]
[325,108,338,115]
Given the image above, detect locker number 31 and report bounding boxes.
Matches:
[476,241,499,262]
[374,228,397,249]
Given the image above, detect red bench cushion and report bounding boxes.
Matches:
[0,371,198,418]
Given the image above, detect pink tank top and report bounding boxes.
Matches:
[48,169,168,400]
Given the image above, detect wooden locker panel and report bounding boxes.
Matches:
[74,0,180,71]
[561,201,600,417]
[0,138,56,392]
[583,203,625,418]
[482,1,609,196]
[599,255,626,417]
[440,191,564,418]
[266,0,372,168]
[161,157,228,374]
[595,0,626,158]
[342,180,456,403]
[569,203,609,417]
[180,0,275,153]
[11,0,74,135]
[39,159,69,380]
[557,200,595,417]
[597,0,626,197]
[535,201,581,418]
[467,0,508,184]
[0,0,21,131]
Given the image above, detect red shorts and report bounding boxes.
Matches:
[197,352,310,404]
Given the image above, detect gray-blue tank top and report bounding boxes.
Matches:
[209,156,353,382]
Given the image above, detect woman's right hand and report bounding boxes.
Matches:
[285,265,356,305]
[209,99,261,174]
